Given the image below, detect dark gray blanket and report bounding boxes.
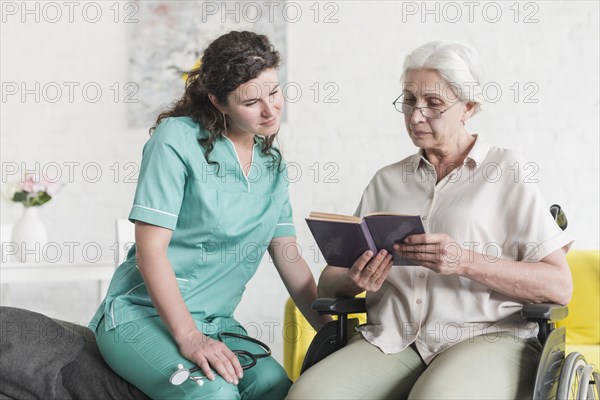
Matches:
[0,307,149,400]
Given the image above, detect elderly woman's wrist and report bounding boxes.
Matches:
[456,250,477,277]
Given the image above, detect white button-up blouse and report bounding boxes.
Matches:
[354,135,573,363]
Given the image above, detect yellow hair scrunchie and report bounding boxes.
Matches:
[182,58,202,83]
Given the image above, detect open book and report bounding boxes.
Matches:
[306,212,425,268]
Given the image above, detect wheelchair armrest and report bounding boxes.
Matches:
[311,298,366,315]
[301,300,365,374]
[521,303,568,322]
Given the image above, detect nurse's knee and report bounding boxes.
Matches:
[179,379,241,400]
[242,359,291,399]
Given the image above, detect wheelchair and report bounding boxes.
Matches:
[298,205,600,400]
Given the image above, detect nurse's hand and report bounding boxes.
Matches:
[347,250,393,292]
[178,330,244,385]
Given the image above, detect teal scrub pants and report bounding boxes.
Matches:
[96,316,291,400]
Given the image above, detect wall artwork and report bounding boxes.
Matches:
[128,1,288,128]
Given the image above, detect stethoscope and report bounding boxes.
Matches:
[169,332,272,386]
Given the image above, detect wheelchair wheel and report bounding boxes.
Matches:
[578,364,597,400]
[556,352,591,400]
[592,371,600,399]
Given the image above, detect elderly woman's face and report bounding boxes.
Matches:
[403,69,465,151]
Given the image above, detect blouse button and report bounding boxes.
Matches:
[418,272,425,279]
[416,298,422,305]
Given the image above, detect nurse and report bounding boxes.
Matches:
[89,31,333,400]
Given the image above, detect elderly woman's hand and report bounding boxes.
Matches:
[347,250,394,292]
[393,233,467,275]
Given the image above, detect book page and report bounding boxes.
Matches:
[366,212,409,217]
[308,212,362,223]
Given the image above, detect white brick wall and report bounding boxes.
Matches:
[1,1,598,363]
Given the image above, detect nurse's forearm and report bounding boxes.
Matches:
[136,248,198,345]
[317,265,364,298]
[279,258,332,330]
[269,238,331,330]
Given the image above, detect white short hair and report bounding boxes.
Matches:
[401,41,484,116]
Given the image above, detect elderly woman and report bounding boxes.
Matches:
[287,41,573,399]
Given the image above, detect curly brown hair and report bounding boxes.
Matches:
[150,31,282,169]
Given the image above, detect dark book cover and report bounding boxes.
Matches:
[363,215,425,266]
[306,214,425,268]
[305,219,376,269]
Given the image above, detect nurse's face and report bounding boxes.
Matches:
[222,68,284,137]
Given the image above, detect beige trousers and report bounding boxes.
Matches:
[286,331,542,400]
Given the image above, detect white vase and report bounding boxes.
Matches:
[10,207,48,263]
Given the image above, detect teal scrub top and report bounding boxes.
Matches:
[90,116,296,333]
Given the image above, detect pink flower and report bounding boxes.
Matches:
[20,176,37,192]
[10,174,64,207]
[45,181,63,196]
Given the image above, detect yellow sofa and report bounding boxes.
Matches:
[557,250,600,368]
[283,250,600,381]
[283,293,367,381]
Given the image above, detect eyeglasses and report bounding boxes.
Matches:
[392,93,460,119]
[169,332,272,386]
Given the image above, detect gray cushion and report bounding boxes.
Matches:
[0,306,149,400]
